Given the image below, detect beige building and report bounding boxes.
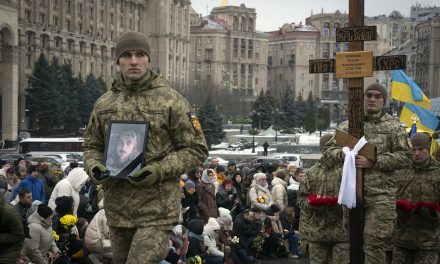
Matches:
[415,15,440,98]
[189,4,268,99]
[0,0,191,146]
[267,23,320,100]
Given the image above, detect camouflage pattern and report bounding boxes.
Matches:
[393,159,440,250]
[298,208,310,254]
[297,158,349,243]
[109,225,171,264]
[392,246,439,264]
[309,241,349,264]
[83,70,209,228]
[322,111,412,263]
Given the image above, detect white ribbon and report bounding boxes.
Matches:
[338,136,368,209]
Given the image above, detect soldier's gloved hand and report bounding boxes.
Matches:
[128,164,162,187]
[90,164,110,184]
[416,207,439,222]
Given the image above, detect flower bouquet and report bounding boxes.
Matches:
[185,255,202,264]
[308,194,338,207]
[257,195,267,203]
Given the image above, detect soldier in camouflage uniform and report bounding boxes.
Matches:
[392,133,440,264]
[83,31,209,264]
[323,83,412,264]
[298,134,349,264]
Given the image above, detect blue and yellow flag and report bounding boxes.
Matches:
[408,123,417,137]
[400,103,439,135]
[431,138,439,156]
[391,70,431,109]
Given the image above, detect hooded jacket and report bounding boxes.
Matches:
[249,175,273,211]
[83,70,208,228]
[48,168,89,216]
[23,211,59,264]
[271,177,288,212]
[203,218,224,257]
[13,175,45,204]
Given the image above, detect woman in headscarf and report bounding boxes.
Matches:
[249,173,273,212]
[196,169,218,223]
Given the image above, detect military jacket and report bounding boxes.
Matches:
[323,111,411,205]
[83,71,208,228]
[298,159,349,243]
[393,159,440,250]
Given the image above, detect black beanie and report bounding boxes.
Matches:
[411,132,431,150]
[187,219,204,235]
[37,204,53,219]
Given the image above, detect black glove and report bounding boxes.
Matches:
[90,164,110,184]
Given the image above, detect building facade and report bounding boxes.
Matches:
[415,15,440,98]
[267,23,320,101]
[410,4,440,21]
[0,0,191,145]
[189,4,268,99]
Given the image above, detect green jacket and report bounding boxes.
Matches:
[83,70,209,228]
[323,111,412,205]
[0,193,25,257]
[298,158,349,243]
[393,159,440,250]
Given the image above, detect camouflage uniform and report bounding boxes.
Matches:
[298,158,349,264]
[83,70,208,263]
[392,159,440,264]
[323,111,412,264]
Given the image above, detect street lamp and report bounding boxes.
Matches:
[248,128,259,153]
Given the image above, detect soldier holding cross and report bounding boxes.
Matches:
[323,83,412,264]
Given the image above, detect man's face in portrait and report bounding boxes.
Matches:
[364,90,384,114]
[117,135,137,162]
[412,146,430,165]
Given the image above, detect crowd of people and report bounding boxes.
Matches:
[0,158,112,264]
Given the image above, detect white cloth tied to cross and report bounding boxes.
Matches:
[338,136,368,209]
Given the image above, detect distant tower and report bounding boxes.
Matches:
[221,0,228,6]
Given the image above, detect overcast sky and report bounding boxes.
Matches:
[190,0,439,31]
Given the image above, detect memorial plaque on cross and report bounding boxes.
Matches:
[308,0,406,263]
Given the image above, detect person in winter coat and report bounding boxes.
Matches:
[203,217,224,264]
[216,178,242,218]
[186,218,208,261]
[249,173,273,212]
[271,169,288,212]
[232,209,260,264]
[0,191,25,263]
[0,177,13,204]
[13,165,45,203]
[84,199,112,260]
[23,204,61,264]
[231,171,246,206]
[196,169,218,222]
[48,167,89,216]
[181,180,200,226]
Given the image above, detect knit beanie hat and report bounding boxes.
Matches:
[205,217,220,231]
[275,169,287,179]
[37,204,53,219]
[115,31,151,63]
[287,163,297,171]
[320,134,333,149]
[184,180,196,190]
[365,83,387,103]
[218,207,232,225]
[187,219,204,235]
[410,132,431,150]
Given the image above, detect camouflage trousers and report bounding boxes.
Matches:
[392,246,439,264]
[109,225,171,264]
[364,201,396,264]
[308,242,349,264]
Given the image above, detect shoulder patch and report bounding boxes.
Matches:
[187,112,202,135]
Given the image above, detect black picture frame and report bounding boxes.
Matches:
[103,120,149,179]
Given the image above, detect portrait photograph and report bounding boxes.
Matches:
[103,120,149,179]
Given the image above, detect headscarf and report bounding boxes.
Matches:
[201,169,216,185]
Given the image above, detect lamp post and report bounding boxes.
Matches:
[248,128,259,153]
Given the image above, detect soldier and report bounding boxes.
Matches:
[392,133,440,264]
[322,83,412,264]
[83,31,209,264]
[298,134,349,264]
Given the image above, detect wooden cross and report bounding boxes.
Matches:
[308,0,406,263]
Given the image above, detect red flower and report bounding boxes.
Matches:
[414,201,440,212]
[396,199,414,212]
[308,194,324,206]
[325,197,338,207]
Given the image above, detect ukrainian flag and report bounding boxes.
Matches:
[400,103,439,135]
[431,138,439,156]
[391,70,431,109]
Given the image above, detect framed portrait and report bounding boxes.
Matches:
[103,120,149,179]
